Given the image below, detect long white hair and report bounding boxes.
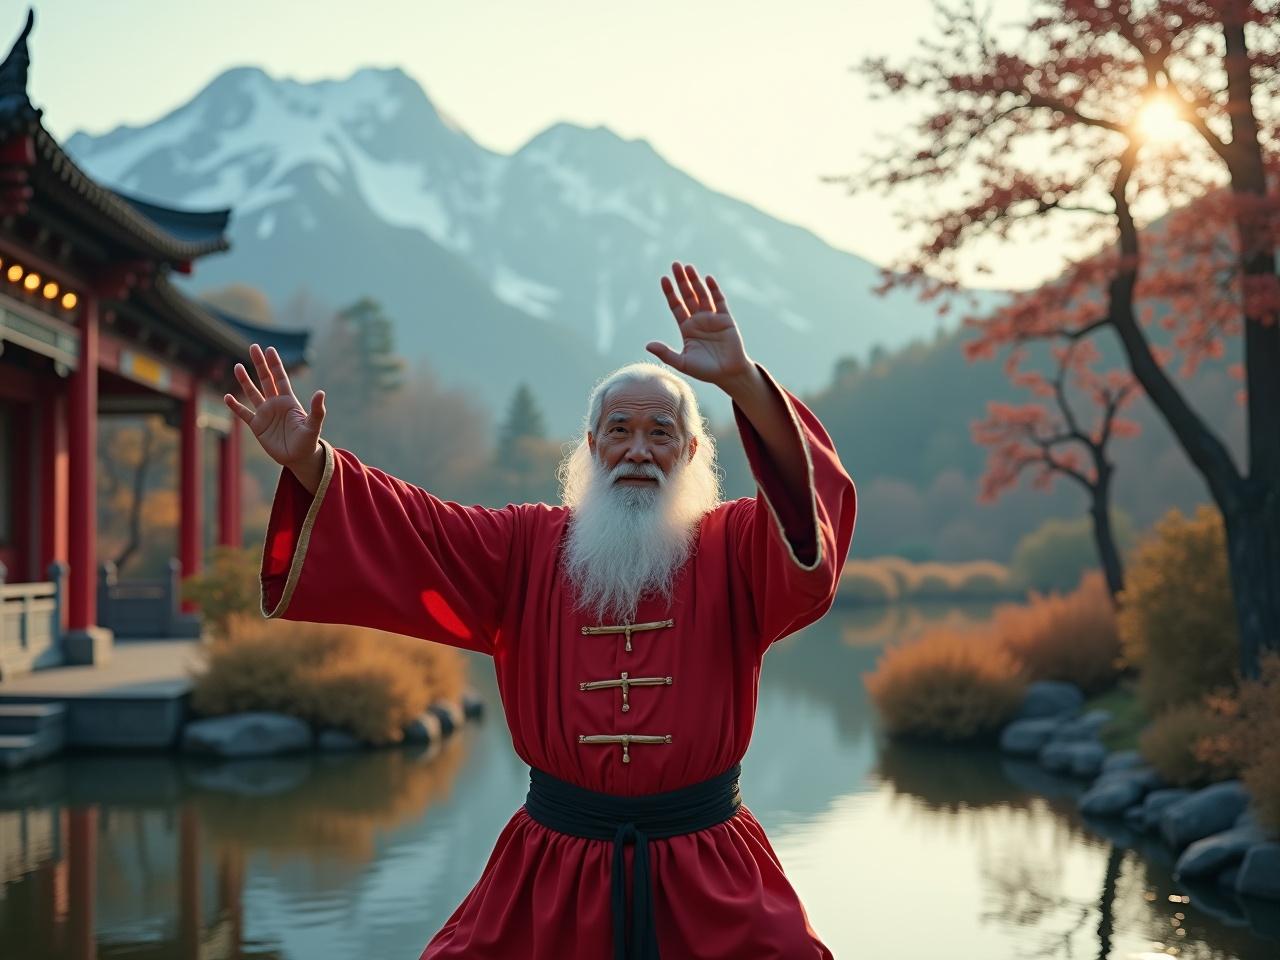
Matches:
[557,363,723,622]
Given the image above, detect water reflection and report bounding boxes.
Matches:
[1,603,1278,959]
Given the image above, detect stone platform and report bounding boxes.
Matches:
[0,640,202,753]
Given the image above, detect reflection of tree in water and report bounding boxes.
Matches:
[875,738,1280,958]
[875,740,1036,813]
[190,738,469,865]
[835,599,1001,650]
[978,818,1278,959]
[978,843,1125,960]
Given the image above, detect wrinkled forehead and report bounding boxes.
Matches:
[596,379,682,430]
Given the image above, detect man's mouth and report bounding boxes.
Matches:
[615,475,658,484]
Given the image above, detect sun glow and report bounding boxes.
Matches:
[1135,96,1185,142]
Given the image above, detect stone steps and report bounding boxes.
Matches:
[0,703,66,770]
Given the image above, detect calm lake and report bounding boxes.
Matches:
[3,601,1279,959]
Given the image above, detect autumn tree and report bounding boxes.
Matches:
[839,0,1280,678]
[971,337,1140,601]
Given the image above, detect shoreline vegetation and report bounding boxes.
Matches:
[860,504,1280,908]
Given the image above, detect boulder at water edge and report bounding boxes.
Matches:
[1235,843,1280,901]
[1014,681,1085,720]
[182,712,313,758]
[1125,788,1194,833]
[1001,718,1063,756]
[1175,824,1269,880]
[403,710,444,744]
[318,729,363,751]
[1051,709,1112,743]
[1101,749,1145,774]
[1078,766,1164,816]
[1161,780,1251,850]
[1066,741,1108,778]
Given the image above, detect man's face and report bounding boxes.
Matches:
[587,380,697,485]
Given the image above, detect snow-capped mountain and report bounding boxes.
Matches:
[66,65,984,432]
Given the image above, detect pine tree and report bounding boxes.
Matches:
[335,297,403,407]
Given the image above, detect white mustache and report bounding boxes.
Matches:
[611,464,663,484]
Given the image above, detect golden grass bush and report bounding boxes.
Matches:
[864,625,1028,741]
[994,570,1123,695]
[180,545,262,641]
[1138,698,1240,787]
[1116,504,1238,713]
[190,617,466,744]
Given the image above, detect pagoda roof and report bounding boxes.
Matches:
[203,302,311,369]
[0,10,231,264]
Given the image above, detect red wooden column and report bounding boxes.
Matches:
[39,386,69,601]
[217,418,242,548]
[179,379,203,612]
[66,294,111,660]
[67,806,98,960]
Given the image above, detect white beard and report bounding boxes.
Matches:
[561,446,721,624]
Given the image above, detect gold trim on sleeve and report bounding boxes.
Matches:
[748,365,823,573]
[259,439,336,619]
[577,733,672,764]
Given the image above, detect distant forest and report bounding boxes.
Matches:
[96,282,1243,579]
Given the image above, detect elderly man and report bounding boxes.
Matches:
[225,261,857,960]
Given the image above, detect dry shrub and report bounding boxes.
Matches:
[995,570,1123,695]
[864,624,1028,741]
[1139,697,1240,787]
[1116,504,1238,713]
[1224,653,1280,832]
[191,618,466,744]
[180,545,261,641]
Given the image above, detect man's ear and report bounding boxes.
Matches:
[587,431,596,455]
[687,434,698,462]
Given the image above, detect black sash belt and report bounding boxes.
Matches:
[524,763,743,960]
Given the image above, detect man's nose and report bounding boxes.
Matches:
[625,438,653,461]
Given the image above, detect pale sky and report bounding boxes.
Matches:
[22,0,1068,290]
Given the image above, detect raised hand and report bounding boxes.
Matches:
[648,261,753,388]
[223,343,325,469]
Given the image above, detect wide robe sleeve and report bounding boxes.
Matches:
[726,363,857,654]
[258,438,520,655]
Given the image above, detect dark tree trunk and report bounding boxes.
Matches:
[1089,485,1125,605]
[1223,489,1280,681]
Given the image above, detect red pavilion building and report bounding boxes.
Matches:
[0,11,307,676]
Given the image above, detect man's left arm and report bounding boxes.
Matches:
[722,363,816,562]
[648,261,858,645]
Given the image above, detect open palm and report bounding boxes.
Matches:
[223,343,326,468]
[648,261,753,387]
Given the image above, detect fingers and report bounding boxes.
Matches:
[670,261,702,315]
[307,389,326,431]
[645,340,685,371]
[223,393,255,425]
[265,345,295,399]
[233,361,266,409]
[249,343,279,397]
[683,263,714,312]
[706,274,728,314]
[659,276,691,325]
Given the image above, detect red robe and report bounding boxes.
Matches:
[259,364,858,959]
